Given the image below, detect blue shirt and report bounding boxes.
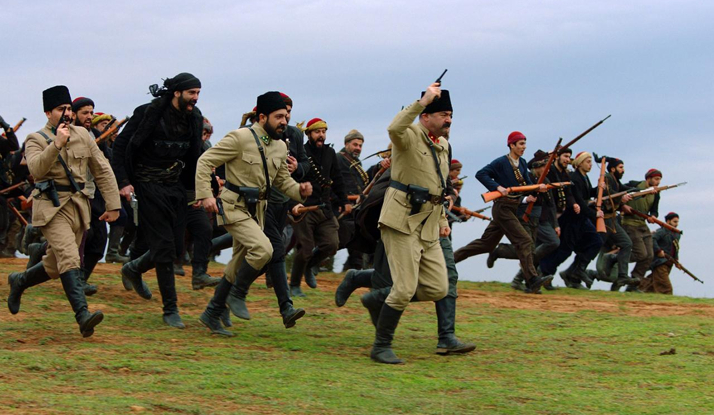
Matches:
[476,155,533,191]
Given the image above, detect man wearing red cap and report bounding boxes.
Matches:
[621,168,663,292]
[454,131,552,294]
[289,117,350,296]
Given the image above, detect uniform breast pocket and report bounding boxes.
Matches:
[241,153,264,175]
[71,148,91,176]
[415,150,437,173]
[270,157,283,180]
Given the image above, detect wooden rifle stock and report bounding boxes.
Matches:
[1,117,27,138]
[662,252,702,283]
[296,204,323,215]
[481,182,571,203]
[362,166,387,196]
[595,157,607,233]
[626,208,682,234]
[0,180,29,195]
[6,198,28,227]
[523,137,562,222]
[452,206,491,221]
[95,116,128,144]
[347,195,359,202]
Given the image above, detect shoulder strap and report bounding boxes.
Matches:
[247,128,271,199]
[36,130,81,193]
[422,132,446,194]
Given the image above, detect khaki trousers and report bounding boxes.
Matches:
[640,264,673,295]
[40,200,86,278]
[223,217,273,283]
[381,225,448,311]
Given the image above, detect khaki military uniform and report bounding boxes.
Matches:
[25,122,121,278]
[195,124,304,282]
[379,101,449,310]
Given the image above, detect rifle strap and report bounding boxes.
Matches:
[247,128,272,200]
[37,130,79,193]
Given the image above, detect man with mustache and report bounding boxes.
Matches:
[8,85,120,337]
[111,72,204,329]
[453,131,552,294]
[336,129,369,271]
[195,91,312,336]
[289,117,350,296]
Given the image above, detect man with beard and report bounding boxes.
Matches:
[336,129,369,271]
[71,96,113,296]
[289,117,350,297]
[639,212,681,294]
[111,73,204,329]
[223,92,311,328]
[7,85,120,337]
[195,91,312,336]
[453,131,551,294]
[621,169,662,292]
[539,151,602,289]
[596,155,636,291]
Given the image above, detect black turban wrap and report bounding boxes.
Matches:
[165,72,201,92]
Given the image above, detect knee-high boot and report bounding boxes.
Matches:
[370,303,404,364]
[225,259,262,320]
[120,251,153,299]
[199,276,234,336]
[335,269,373,307]
[435,297,476,355]
[7,261,51,314]
[155,262,184,328]
[60,269,104,337]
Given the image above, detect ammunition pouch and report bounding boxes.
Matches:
[35,180,60,207]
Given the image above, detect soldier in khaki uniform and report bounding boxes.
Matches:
[366,83,452,364]
[7,85,120,337]
[195,91,312,336]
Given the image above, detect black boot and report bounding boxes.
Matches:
[525,274,552,294]
[220,308,232,328]
[572,256,594,289]
[268,262,305,328]
[304,247,328,289]
[26,241,47,270]
[7,261,51,314]
[510,270,526,292]
[60,269,104,337]
[199,277,234,336]
[226,259,262,320]
[156,262,184,329]
[435,297,476,355]
[121,252,153,299]
[105,226,129,264]
[173,258,185,277]
[81,253,101,296]
[289,254,307,297]
[335,269,373,307]
[370,303,404,364]
[559,260,584,289]
[360,287,391,327]
[486,243,506,269]
[611,275,637,292]
[191,262,221,290]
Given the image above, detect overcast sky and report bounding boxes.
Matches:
[2,0,712,297]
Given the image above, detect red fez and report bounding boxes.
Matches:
[450,159,463,169]
[507,131,526,147]
[645,169,662,180]
[280,92,293,107]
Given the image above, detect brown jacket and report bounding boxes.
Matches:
[379,101,449,242]
[195,123,304,228]
[25,122,121,228]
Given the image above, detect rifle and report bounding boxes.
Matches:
[289,203,326,223]
[362,149,391,162]
[362,165,387,196]
[0,180,30,195]
[1,117,27,138]
[481,182,572,203]
[559,115,611,151]
[522,137,562,222]
[593,182,687,205]
[662,252,702,284]
[452,206,491,221]
[595,157,607,233]
[347,195,360,202]
[625,207,682,234]
[95,116,128,144]
[6,199,28,227]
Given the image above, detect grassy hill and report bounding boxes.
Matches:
[1,258,712,414]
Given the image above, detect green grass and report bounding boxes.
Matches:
[1,259,713,414]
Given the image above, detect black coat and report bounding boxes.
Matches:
[303,140,347,212]
[569,169,598,223]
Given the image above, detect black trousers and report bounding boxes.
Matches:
[135,181,187,263]
[264,201,292,310]
[185,206,212,267]
[539,212,603,276]
[84,190,108,257]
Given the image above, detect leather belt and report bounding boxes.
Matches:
[224,180,266,200]
[55,183,85,192]
[389,180,443,205]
